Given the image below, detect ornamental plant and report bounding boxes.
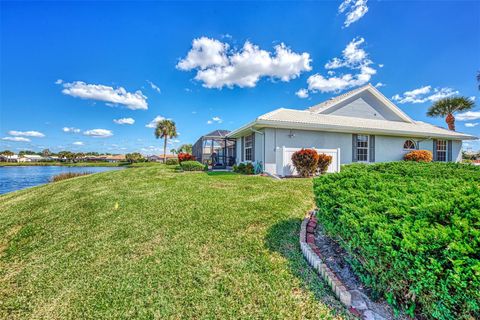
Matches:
[317,153,333,174]
[291,149,319,177]
[180,160,204,171]
[313,162,480,319]
[233,162,254,175]
[404,150,433,162]
[178,152,195,163]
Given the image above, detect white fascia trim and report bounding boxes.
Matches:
[255,119,477,140]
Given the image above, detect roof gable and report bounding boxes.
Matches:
[308,84,414,123]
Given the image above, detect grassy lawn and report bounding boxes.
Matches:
[0,165,348,319]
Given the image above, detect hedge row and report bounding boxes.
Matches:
[313,162,480,319]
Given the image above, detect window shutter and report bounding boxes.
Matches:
[352,134,358,162]
[447,140,452,162]
[432,139,437,161]
[251,133,255,162]
[369,135,375,162]
[241,137,245,162]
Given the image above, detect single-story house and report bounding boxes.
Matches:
[227,84,476,176]
[147,154,177,162]
[0,154,19,162]
[21,154,44,162]
[105,155,126,163]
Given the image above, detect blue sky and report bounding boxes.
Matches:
[1,1,479,154]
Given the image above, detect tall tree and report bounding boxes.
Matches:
[0,150,14,156]
[477,71,480,91]
[41,148,52,157]
[154,119,177,163]
[427,96,475,131]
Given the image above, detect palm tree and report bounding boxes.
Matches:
[155,119,177,163]
[477,71,480,90]
[427,96,475,131]
[170,148,177,155]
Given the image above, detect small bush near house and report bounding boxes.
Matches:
[178,152,195,163]
[165,158,179,165]
[180,160,205,171]
[291,149,319,177]
[50,172,91,182]
[313,162,480,319]
[233,162,254,175]
[404,150,433,162]
[316,153,333,175]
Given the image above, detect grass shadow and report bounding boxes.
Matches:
[264,218,352,318]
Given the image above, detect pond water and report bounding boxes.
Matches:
[0,166,123,195]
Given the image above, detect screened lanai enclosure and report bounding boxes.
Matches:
[192,130,236,169]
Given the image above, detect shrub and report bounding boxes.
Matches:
[50,172,91,182]
[404,150,433,162]
[233,162,254,175]
[126,152,145,163]
[178,152,195,163]
[317,153,332,174]
[165,158,179,165]
[313,162,480,319]
[180,160,205,171]
[291,149,318,177]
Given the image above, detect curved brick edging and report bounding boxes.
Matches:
[300,211,352,308]
[300,211,393,320]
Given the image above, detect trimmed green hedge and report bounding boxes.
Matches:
[180,160,205,171]
[313,162,480,319]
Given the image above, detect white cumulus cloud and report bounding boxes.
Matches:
[145,115,166,128]
[2,137,30,142]
[295,88,309,99]
[63,127,81,133]
[73,141,84,145]
[207,116,223,124]
[392,86,458,104]
[60,81,148,110]
[456,111,480,121]
[113,117,135,125]
[177,37,312,89]
[306,37,376,93]
[375,82,385,88]
[8,130,45,137]
[339,0,369,27]
[465,123,479,127]
[83,129,113,138]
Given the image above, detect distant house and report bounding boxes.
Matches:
[0,154,19,162]
[147,154,177,162]
[105,155,126,163]
[226,84,476,176]
[22,155,44,162]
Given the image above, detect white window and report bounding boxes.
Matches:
[403,140,416,150]
[356,135,369,162]
[244,134,253,161]
[437,140,447,162]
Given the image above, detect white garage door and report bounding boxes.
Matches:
[275,147,341,177]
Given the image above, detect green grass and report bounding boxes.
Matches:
[0,165,348,319]
[0,161,128,167]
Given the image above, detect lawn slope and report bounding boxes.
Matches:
[0,166,347,319]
